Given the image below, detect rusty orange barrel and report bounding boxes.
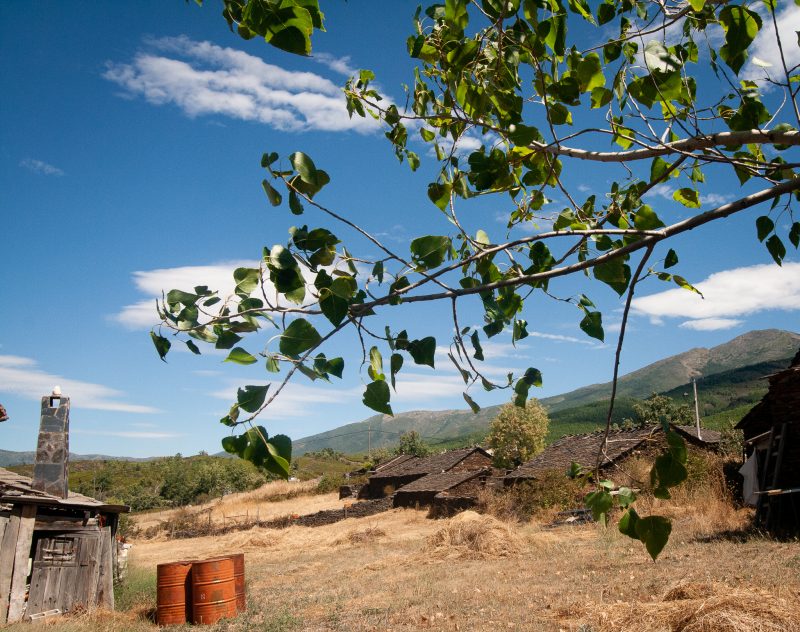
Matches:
[156,560,194,625]
[205,554,246,613]
[230,553,245,612]
[191,557,237,624]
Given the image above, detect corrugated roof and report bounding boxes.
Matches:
[370,447,491,479]
[506,424,719,481]
[394,469,485,494]
[0,467,129,513]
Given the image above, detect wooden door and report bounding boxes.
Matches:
[26,530,102,618]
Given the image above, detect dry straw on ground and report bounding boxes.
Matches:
[584,581,800,632]
[425,510,524,560]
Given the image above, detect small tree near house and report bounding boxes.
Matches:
[487,399,549,469]
[394,431,431,457]
[629,393,694,428]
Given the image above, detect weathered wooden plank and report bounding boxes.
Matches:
[0,514,8,550]
[0,505,25,624]
[96,527,114,610]
[6,504,37,622]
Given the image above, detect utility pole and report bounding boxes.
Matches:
[692,377,702,440]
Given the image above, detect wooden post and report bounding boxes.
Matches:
[96,527,114,610]
[0,504,37,624]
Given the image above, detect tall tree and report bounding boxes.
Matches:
[160,0,799,558]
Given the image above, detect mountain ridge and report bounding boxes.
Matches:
[293,329,799,455]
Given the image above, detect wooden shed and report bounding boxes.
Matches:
[735,350,800,535]
[0,395,129,623]
[504,424,721,486]
[366,447,492,499]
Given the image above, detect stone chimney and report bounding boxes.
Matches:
[32,394,70,499]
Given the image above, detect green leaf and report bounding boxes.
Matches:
[363,380,393,415]
[633,205,665,230]
[635,515,672,561]
[262,179,282,206]
[319,289,349,326]
[463,392,481,413]
[673,188,700,208]
[756,215,774,242]
[266,355,280,373]
[368,346,385,381]
[644,40,681,74]
[718,6,762,75]
[215,330,243,350]
[150,332,171,362]
[407,337,436,368]
[579,311,604,342]
[765,235,786,265]
[166,289,198,306]
[616,487,636,508]
[618,507,640,538]
[289,151,320,186]
[390,353,403,390]
[237,384,270,413]
[789,222,800,249]
[185,340,201,355]
[594,257,631,295]
[225,347,258,365]
[471,331,484,361]
[234,267,260,295]
[585,488,613,524]
[513,367,542,407]
[688,0,705,10]
[279,319,322,357]
[410,235,451,269]
[427,182,452,210]
[289,190,304,215]
[590,87,612,109]
[664,249,679,269]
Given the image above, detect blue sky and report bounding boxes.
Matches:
[1,2,799,458]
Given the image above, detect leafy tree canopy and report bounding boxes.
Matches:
[158,0,800,559]
[629,393,695,428]
[394,431,432,457]
[487,398,549,468]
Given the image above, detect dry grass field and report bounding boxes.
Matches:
[8,478,800,632]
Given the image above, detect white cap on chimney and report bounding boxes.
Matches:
[52,385,62,397]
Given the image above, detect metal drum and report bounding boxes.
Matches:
[190,557,237,624]
[156,560,194,625]
[230,553,245,612]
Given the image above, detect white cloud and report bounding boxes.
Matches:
[313,52,357,76]
[700,192,735,207]
[744,5,800,83]
[210,380,360,418]
[114,257,337,329]
[20,158,64,176]
[679,318,743,331]
[528,331,597,345]
[0,355,160,414]
[632,262,800,328]
[104,36,380,133]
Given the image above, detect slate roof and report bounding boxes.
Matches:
[369,447,491,480]
[373,454,417,472]
[0,467,129,513]
[393,469,487,494]
[506,424,720,481]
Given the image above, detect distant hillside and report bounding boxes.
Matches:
[293,329,799,454]
[0,450,153,468]
[540,329,800,412]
